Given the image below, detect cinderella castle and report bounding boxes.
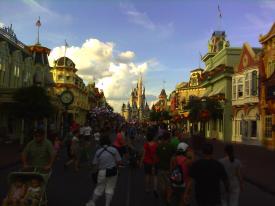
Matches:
[121,76,150,122]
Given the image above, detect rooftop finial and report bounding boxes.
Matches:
[35,17,41,45]
[64,40,69,65]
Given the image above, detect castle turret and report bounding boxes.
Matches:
[137,75,143,109]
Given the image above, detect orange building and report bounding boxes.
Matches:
[259,23,275,149]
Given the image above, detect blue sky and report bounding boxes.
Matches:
[0,0,274,111]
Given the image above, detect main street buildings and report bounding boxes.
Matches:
[232,43,261,144]
[168,23,275,149]
[0,23,106,144]
[259,23,275,149]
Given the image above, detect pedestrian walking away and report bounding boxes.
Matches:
[140,127,159,197]
[169,142,192,206]
[86,132,122,206]
[220,144,243,206]
[185,143,229,206]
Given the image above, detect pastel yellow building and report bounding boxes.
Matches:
[51,56,90,125]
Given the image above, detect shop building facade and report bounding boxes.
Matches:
[232,43,262,144]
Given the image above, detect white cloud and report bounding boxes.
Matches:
[49,38,157,112]
[116,51,135,63]
[0,22,4,27]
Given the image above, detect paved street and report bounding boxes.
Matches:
[0,145,275,206]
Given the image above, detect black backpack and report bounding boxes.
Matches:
[170,164,185,187]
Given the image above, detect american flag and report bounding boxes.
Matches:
[36,17,41,27]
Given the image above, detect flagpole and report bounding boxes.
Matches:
[64,40,67,58]
[36,16,41,45]
[37,24,39,44]
[218,0,222,30]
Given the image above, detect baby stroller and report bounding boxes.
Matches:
[6,167,51,206]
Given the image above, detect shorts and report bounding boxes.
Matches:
[144,163,158,175]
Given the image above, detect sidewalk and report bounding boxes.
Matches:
[0,143,22,169]
[210,140,275,195]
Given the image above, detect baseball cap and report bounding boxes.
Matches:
[177,142,189,152]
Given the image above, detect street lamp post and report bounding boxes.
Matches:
[60,90,74,139]
[201,97,207,137]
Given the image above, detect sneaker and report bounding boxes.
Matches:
[86,200,95,206]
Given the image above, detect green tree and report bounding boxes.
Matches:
[184,96,223,135]
[12,86,54,120]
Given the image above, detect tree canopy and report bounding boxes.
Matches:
[12,86,54,120]
[184,96,223,122]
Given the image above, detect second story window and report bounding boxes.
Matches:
[57,74,64,81]
[245,73,249,96]
[232,78,237,100]
[251,70,258,96]
[267,61,275,78]
[237,77,244,98]
[14,65,20,77]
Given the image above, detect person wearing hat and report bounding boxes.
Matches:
[22,129,55,171]
[168,142,193,206]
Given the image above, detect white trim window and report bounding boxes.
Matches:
[232,78,237,100]
[251,70,258,96]
[267,61,275,78]
[237,77,244,98]
[14,65,20,77]
[245,73,250,96]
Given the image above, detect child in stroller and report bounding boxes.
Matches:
[21,177,42,206]
[3,174,44,206]
[2,177,27,206]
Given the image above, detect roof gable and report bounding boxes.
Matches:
[237,43,256,73]
[259,22,275,44]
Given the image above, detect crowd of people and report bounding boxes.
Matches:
[3,116,244,206]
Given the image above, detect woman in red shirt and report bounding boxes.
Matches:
[140,127,158,195]
[113,127,127,158]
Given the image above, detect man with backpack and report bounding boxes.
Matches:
[169,142,192,206]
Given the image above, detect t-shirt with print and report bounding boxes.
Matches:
[23,139,54,167]
[189,159,228,206]
[93,146,121,170]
